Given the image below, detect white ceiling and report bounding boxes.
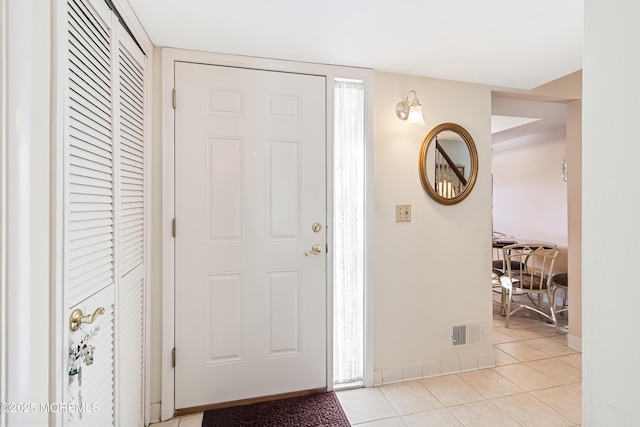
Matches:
[127,0,583,90]
[127,0,581,142]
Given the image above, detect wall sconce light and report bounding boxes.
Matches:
[396,90,425,126]
[561,158,568,182]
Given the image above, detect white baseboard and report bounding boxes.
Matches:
[150,403,161,424]
[374,353,495,386]
[567,334,582,351]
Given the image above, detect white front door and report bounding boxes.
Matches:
[174,62,327,408]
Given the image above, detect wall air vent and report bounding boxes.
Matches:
[451,322,482,346]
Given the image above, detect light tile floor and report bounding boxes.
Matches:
[151,412,203,427]
[152,294,581,427]
[336,295,581,427]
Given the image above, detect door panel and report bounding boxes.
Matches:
[174,63,326,408]
[116,25,146,427]
[64,1,116,425]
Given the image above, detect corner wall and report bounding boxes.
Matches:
[583,0,640,424]
[373,72,493,383]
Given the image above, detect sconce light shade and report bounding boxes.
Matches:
[396,90,425,126]
[407,105,425,126]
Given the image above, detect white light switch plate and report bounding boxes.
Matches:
[396,204,411,222]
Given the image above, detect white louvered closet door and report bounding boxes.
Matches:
[116,28,146,427]
[64,0,116,425]
[62,0,146,425]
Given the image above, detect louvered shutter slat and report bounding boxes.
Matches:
[68,233,112,253]
[69,241,109,266]
[67,28,110,84]
[68,70,111,114]
[70,183,113,197]
[67,0,115,301]
[121,122,144,143]
[69,121,111,150]
[121,154,143,170]
[69,166,113,187]
[69,267,113,300]
[69,121,112,152]
[117,41,144,274]
[121,231,143,244]
[67,0,110,56]
[118,276,143,425]
[70,215,112,229]
[69,96,111,132]
[121,177,143,188]
[69,151,112,174]
[120,139,143,153]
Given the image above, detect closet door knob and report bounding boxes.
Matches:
[69,307,105,332]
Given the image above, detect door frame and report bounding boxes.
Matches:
[160,48,374,420]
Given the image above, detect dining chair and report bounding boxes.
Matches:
[551,273,568,315]
[492,268,507,315]
[500,243,560,328]
[491,231,521,315]
[491,231,520,272]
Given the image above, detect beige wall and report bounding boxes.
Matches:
[492,126,569,271]
[583,0,640,423]
[533,70,582,100]
[373,72,493,380]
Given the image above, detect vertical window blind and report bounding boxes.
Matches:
[333,79,365,386]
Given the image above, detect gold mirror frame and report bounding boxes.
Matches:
[419,122,478,205]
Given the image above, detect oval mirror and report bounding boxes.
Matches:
[419,122,478,205]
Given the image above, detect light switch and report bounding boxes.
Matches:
[395,205,411,222]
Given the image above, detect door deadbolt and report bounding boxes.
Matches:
[312,223,322,233]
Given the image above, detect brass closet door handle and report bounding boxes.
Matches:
[69,307,105,332]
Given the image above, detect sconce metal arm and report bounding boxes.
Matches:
[396,90,421,120]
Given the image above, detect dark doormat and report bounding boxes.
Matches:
[201,391,351,427]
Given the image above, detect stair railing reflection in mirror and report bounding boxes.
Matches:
[434,137,466,199]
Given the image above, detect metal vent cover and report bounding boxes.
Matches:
[452,322,482,346]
